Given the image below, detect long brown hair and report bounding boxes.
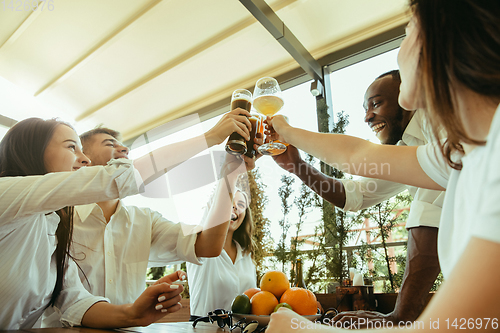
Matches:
[410,0,500,169]
[232,191,256,257]
[0,118,75,306]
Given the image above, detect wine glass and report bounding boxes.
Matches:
[252,77,286,156]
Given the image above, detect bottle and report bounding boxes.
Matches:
[294,258,307,289]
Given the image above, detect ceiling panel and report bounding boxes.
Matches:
[0,6,32,47]
[0,0,153,93]
[0,0,409,140]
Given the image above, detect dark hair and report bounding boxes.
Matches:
[410,0,500,169]
[0,118,75,306]
[376,69,401,83]
[232,191,256,257]
[80,126,121,152]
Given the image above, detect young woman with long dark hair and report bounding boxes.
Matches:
[0,109,252,329]
[187,189,257,319]
[266,1,500,332]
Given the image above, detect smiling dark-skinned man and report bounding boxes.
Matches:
[272,70,443,328]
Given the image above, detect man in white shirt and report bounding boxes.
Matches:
[273,70,443,326]
[71,125,257,302]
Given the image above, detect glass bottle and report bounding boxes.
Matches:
[294,258,307,289]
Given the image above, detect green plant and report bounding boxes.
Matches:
[289,180,314,283]
[247,169,273,279]
[274,174,294,273]
[147,266,165,280]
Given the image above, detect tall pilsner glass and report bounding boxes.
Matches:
[225,89,252,155]
[253,77,286,156]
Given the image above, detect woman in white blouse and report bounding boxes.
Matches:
[187,190,257,319]
[0,110,252,329]
[266,1,500,332]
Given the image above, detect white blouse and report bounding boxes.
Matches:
[186,241,257,317]
[0,159,140,329]
[416,104,500,278]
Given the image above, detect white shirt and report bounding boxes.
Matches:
[186,242,257,316]
[0,159,139,329]
[70,202,200,305]
[416,104,500,278]
[341,111,444,228]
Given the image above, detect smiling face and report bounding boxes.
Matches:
[44,124,90,172]
[83,133,129,166]
[363,75,413,145]
[229,191,248,233]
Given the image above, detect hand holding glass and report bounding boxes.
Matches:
[225,89,252,155]
[252,77,286,156]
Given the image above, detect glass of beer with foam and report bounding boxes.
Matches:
[225,89,253,155]
[253,77,286,156]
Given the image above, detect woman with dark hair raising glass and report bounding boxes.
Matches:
[266,1,500,332]
[187,189,257,319]
[0,110,252,329]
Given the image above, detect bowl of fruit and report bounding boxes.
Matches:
[231,271,321,326]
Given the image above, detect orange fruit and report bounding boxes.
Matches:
[243,287,261,299]
[279,287,317,315]
[259,271,290,299]
[250,291,279,315]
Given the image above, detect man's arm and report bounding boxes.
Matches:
[333,226,440,327]
[391,226,440,321]
[272,144,346,207]
[133,108,251,185]
[268,116,444,191]
[273,145,411,211]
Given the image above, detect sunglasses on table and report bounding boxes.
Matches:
[231,318,265,333]
[192,309,266,332]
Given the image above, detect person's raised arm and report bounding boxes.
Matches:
[268,116,443,191]
[133,108,251,185]
[194,153,256,257]
[272,144,346,208]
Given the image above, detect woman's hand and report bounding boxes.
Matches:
[265,115,291,144]
[126,282,184,326]
[205,108,252,147]
[268,308,320,333]
[153,270,187,285]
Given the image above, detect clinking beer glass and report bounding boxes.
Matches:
[225,89,252,156]
[253,77,287,156]
[245,113,264,158]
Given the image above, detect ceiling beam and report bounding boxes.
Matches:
[238,0,331,130]
[34,0,163,97]
[76,0,300,123]
[239,0,323,84]
[322,24,406,74]
[0,3,44,51]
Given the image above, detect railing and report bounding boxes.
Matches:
[344,240,407,269]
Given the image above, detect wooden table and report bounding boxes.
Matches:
[0,322,226,333]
